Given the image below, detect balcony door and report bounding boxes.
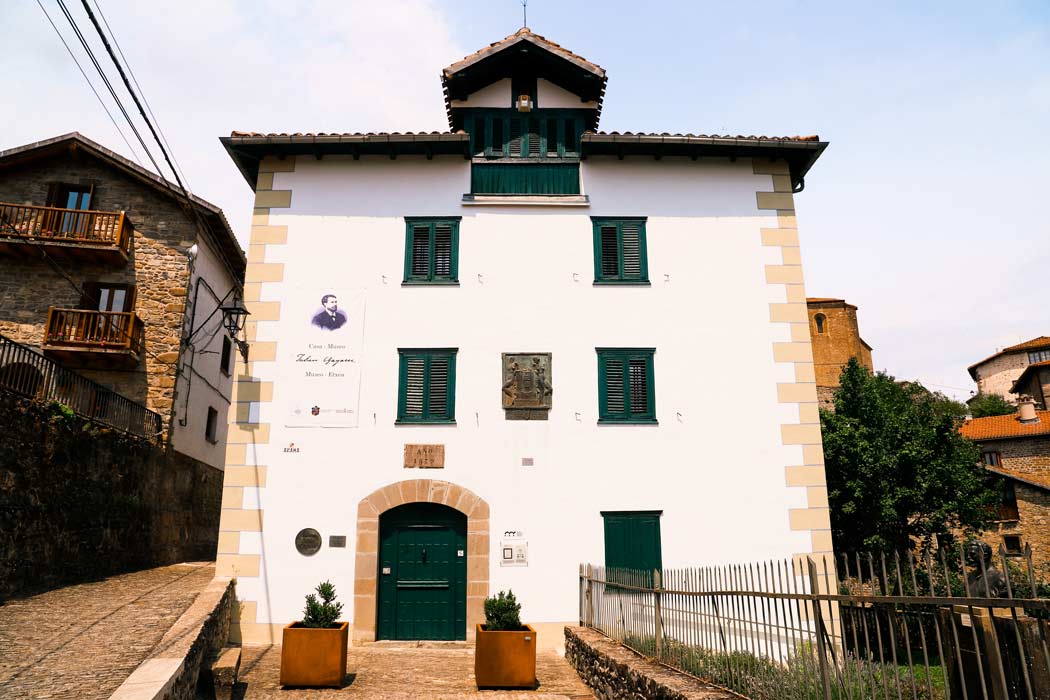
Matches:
[47,183,94,235]
[81,283,135,343]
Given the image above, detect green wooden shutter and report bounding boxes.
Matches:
[602,511,663,585]
[398,350,457,423]
[404,219,459,283]
[433,224,453,278]
[410,225,430,278]
[592,219,649,283]
[598,349,656,423]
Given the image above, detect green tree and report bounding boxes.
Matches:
[821,358,998,552]
[968,392,1017,418]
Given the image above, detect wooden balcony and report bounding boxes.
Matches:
[0,202,131,265]
[42,308,144,366]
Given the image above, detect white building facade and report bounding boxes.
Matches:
[217,29,832,648]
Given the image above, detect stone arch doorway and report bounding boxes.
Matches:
[354,480,489,643]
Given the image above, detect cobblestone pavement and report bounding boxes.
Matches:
[0,562,215,700]
[235,642,595,700]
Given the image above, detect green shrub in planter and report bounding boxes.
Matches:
[483,589,522,630]
[301,580,343,629]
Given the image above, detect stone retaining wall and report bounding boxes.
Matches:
[0,391,221,599]
[564,626,736,700]
[110,577,234,700]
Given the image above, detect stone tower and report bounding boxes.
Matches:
[807,298,873,409]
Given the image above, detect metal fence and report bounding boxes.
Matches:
[580,545,1050,700]
[0,333,163,441]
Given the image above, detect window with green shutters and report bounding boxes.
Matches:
[403,218,460,284]
[602,511,662,585]
[597,348,656,423]
[397,349,457,423]
[592,218,648,284]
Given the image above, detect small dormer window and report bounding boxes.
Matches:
[1029,349,1050,363]
[814,313,827,334]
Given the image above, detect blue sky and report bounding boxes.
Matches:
[2,1,1047,398]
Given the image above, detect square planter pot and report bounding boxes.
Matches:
[474,623,537,689]
[280,621,349,688]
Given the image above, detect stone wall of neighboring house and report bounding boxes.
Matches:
[1013,367,1050,409]
[992,436,1050,477]
[0,150,194,420]
[980,483,1050,573]
[0,391,221,600]
[973,352,1028,401]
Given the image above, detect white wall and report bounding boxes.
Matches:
[537,78,597,109]
[449,78,511,109]
[171,232,237,469]
[236,155,810,626]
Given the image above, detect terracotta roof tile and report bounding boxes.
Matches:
[588,131,820,142]
[960,410,1050,441]
[442,27,605,78]
[986,466,1050,491]
[1004,336,1050,352]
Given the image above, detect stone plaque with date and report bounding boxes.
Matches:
[502,353,552,419]
[404,444,445,469]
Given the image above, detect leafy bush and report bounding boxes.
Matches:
[301,580,343,628]
[483,590,522,630]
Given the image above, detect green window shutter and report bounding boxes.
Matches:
[592,219,649,284]
[597,348,656,423]
[602,511,663,585]
[397,350,457,423]
[508,118,522,157]
[403,219,460,284]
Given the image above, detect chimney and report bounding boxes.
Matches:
[1018,395,1039,423]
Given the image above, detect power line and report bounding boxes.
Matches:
[35,0,143,165]
[78,0,188,194]
[54,0,165,177]
[88,0,191,191]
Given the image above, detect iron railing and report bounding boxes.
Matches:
[43,308,144,354]
[0,333,162,440]
[580,544,1050,700]
[0,202,131,252]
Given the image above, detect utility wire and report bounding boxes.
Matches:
[88,0,191,190]
[35,0,143,165]
[54,0,165,178]
[78,0,187,193]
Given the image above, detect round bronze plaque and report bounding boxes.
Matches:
[295,528,322,556]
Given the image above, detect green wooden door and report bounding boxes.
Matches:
[377,502,467,641]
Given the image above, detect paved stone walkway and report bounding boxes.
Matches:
[235,642,595,699]
[0,562,215,700]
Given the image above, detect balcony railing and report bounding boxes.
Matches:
[0,202,131,263]
[43,308,144,362]
[0,333,162,440]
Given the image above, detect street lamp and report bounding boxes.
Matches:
[220,296,250,336]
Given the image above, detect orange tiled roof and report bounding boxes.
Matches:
[1003,336,1050,353]
[986,466,1050,491]
[442,27,605,79]
[960,410,1050,441]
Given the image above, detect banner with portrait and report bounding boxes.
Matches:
[277,287,365,428]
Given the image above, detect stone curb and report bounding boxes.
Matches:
[109,576,235,700]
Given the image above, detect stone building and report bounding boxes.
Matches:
[1011,361,1050,410]
[217,28,834,647]
[960,399,1050,571]
[967,336,1050,403]
[806,298,873,409]
[0,133,245,469]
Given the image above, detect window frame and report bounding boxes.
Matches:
[982,450,1002,467]
[591,217,650,285]
[205,406,219,444]
[396,348,458,424]
[402,217,461,285]
[814,313,827,334]
[596,347,657,424]
[220,335,233,377]
[1028,349,1050,364]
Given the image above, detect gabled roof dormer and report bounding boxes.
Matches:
[441,28,607,132]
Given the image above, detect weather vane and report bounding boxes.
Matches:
[522,0,528,28]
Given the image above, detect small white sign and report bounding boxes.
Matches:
[500,540,528,567]
[457,549,464,557]
[381,566,391,575]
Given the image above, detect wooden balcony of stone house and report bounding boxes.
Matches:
[0,201,131,265]
[41,307,144,367]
